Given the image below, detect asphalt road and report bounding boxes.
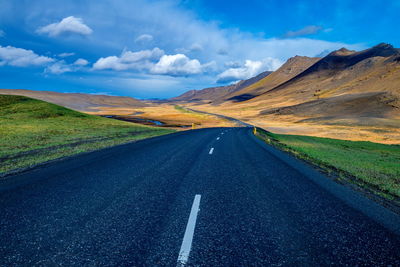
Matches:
[1,127,400,266]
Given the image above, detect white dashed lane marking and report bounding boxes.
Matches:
[177,195,202,266]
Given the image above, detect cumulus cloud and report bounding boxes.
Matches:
[58,52,75,58]
[284,25,323,38]
[0,45,54,67]
[94,47,207,76]
[74,58,89,66]
[217,58,282,83]
[151,54,203,76]
[37,16,93,37]
[93,47,164,71]
[135,34,153,43]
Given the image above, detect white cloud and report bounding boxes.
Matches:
[37,16,93,37]
[47,58,89,74]
[93,47,164,71]
[0,45,87,74]
[151,54,203,76]
[58,52,75,58]
[0,1,366,95]
[284,25,323,38]
[93,56,121,70]
[217,58,282,83]
[0,45,54,67]
[94,48,206,76]
[74,58,89,66]
[135,34,153,43]
[46,61,72,74]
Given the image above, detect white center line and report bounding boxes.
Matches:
[209,147,214,154]
[216,137,220,140]
[177,194,202,267]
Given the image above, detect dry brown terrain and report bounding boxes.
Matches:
[174,43,400,144]
[0,89,235,129]
[86,104,237,129]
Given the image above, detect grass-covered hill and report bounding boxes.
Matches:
[0,95,174,174]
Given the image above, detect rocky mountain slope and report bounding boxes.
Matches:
[223,56,321,102]
[181,43,400,143]
[249,43,400,117]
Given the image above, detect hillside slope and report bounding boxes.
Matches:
[170,70,272,103]
[185,43,400,143]
[223,56,320,102]
[252,44,399,101]
[0,89,147,112]
[0,95,173,174]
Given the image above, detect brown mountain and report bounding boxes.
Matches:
[184,43,400,143]
[247,43,400,111]
[0,89,147,112]
[223,55,321,102]
[170,70,272,103]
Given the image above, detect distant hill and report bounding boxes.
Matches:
[170,70,272,103]
[0,89,147,112]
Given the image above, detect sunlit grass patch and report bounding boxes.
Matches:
[256,128,400,199]
[0,95,174,174]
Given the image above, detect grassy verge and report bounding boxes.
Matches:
[174,105,190,113]
[0,95,175,174]
[174,105,204,116]
[255,128,400,200]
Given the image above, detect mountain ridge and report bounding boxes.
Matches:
[170,70,272,103]
[177,42,400,143]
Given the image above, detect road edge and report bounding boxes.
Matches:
[0,129,208,191]
[248,128,400,236]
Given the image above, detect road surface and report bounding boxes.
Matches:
[1,127,399,266]
[185,107,252,127]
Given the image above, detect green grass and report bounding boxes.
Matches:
[174,105,199,115]
[174,105,210,119]
[0,95,175,174]
[174,105,190,113]
[256,128,400,199]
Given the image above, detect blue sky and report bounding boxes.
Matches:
[0,0,399,99]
